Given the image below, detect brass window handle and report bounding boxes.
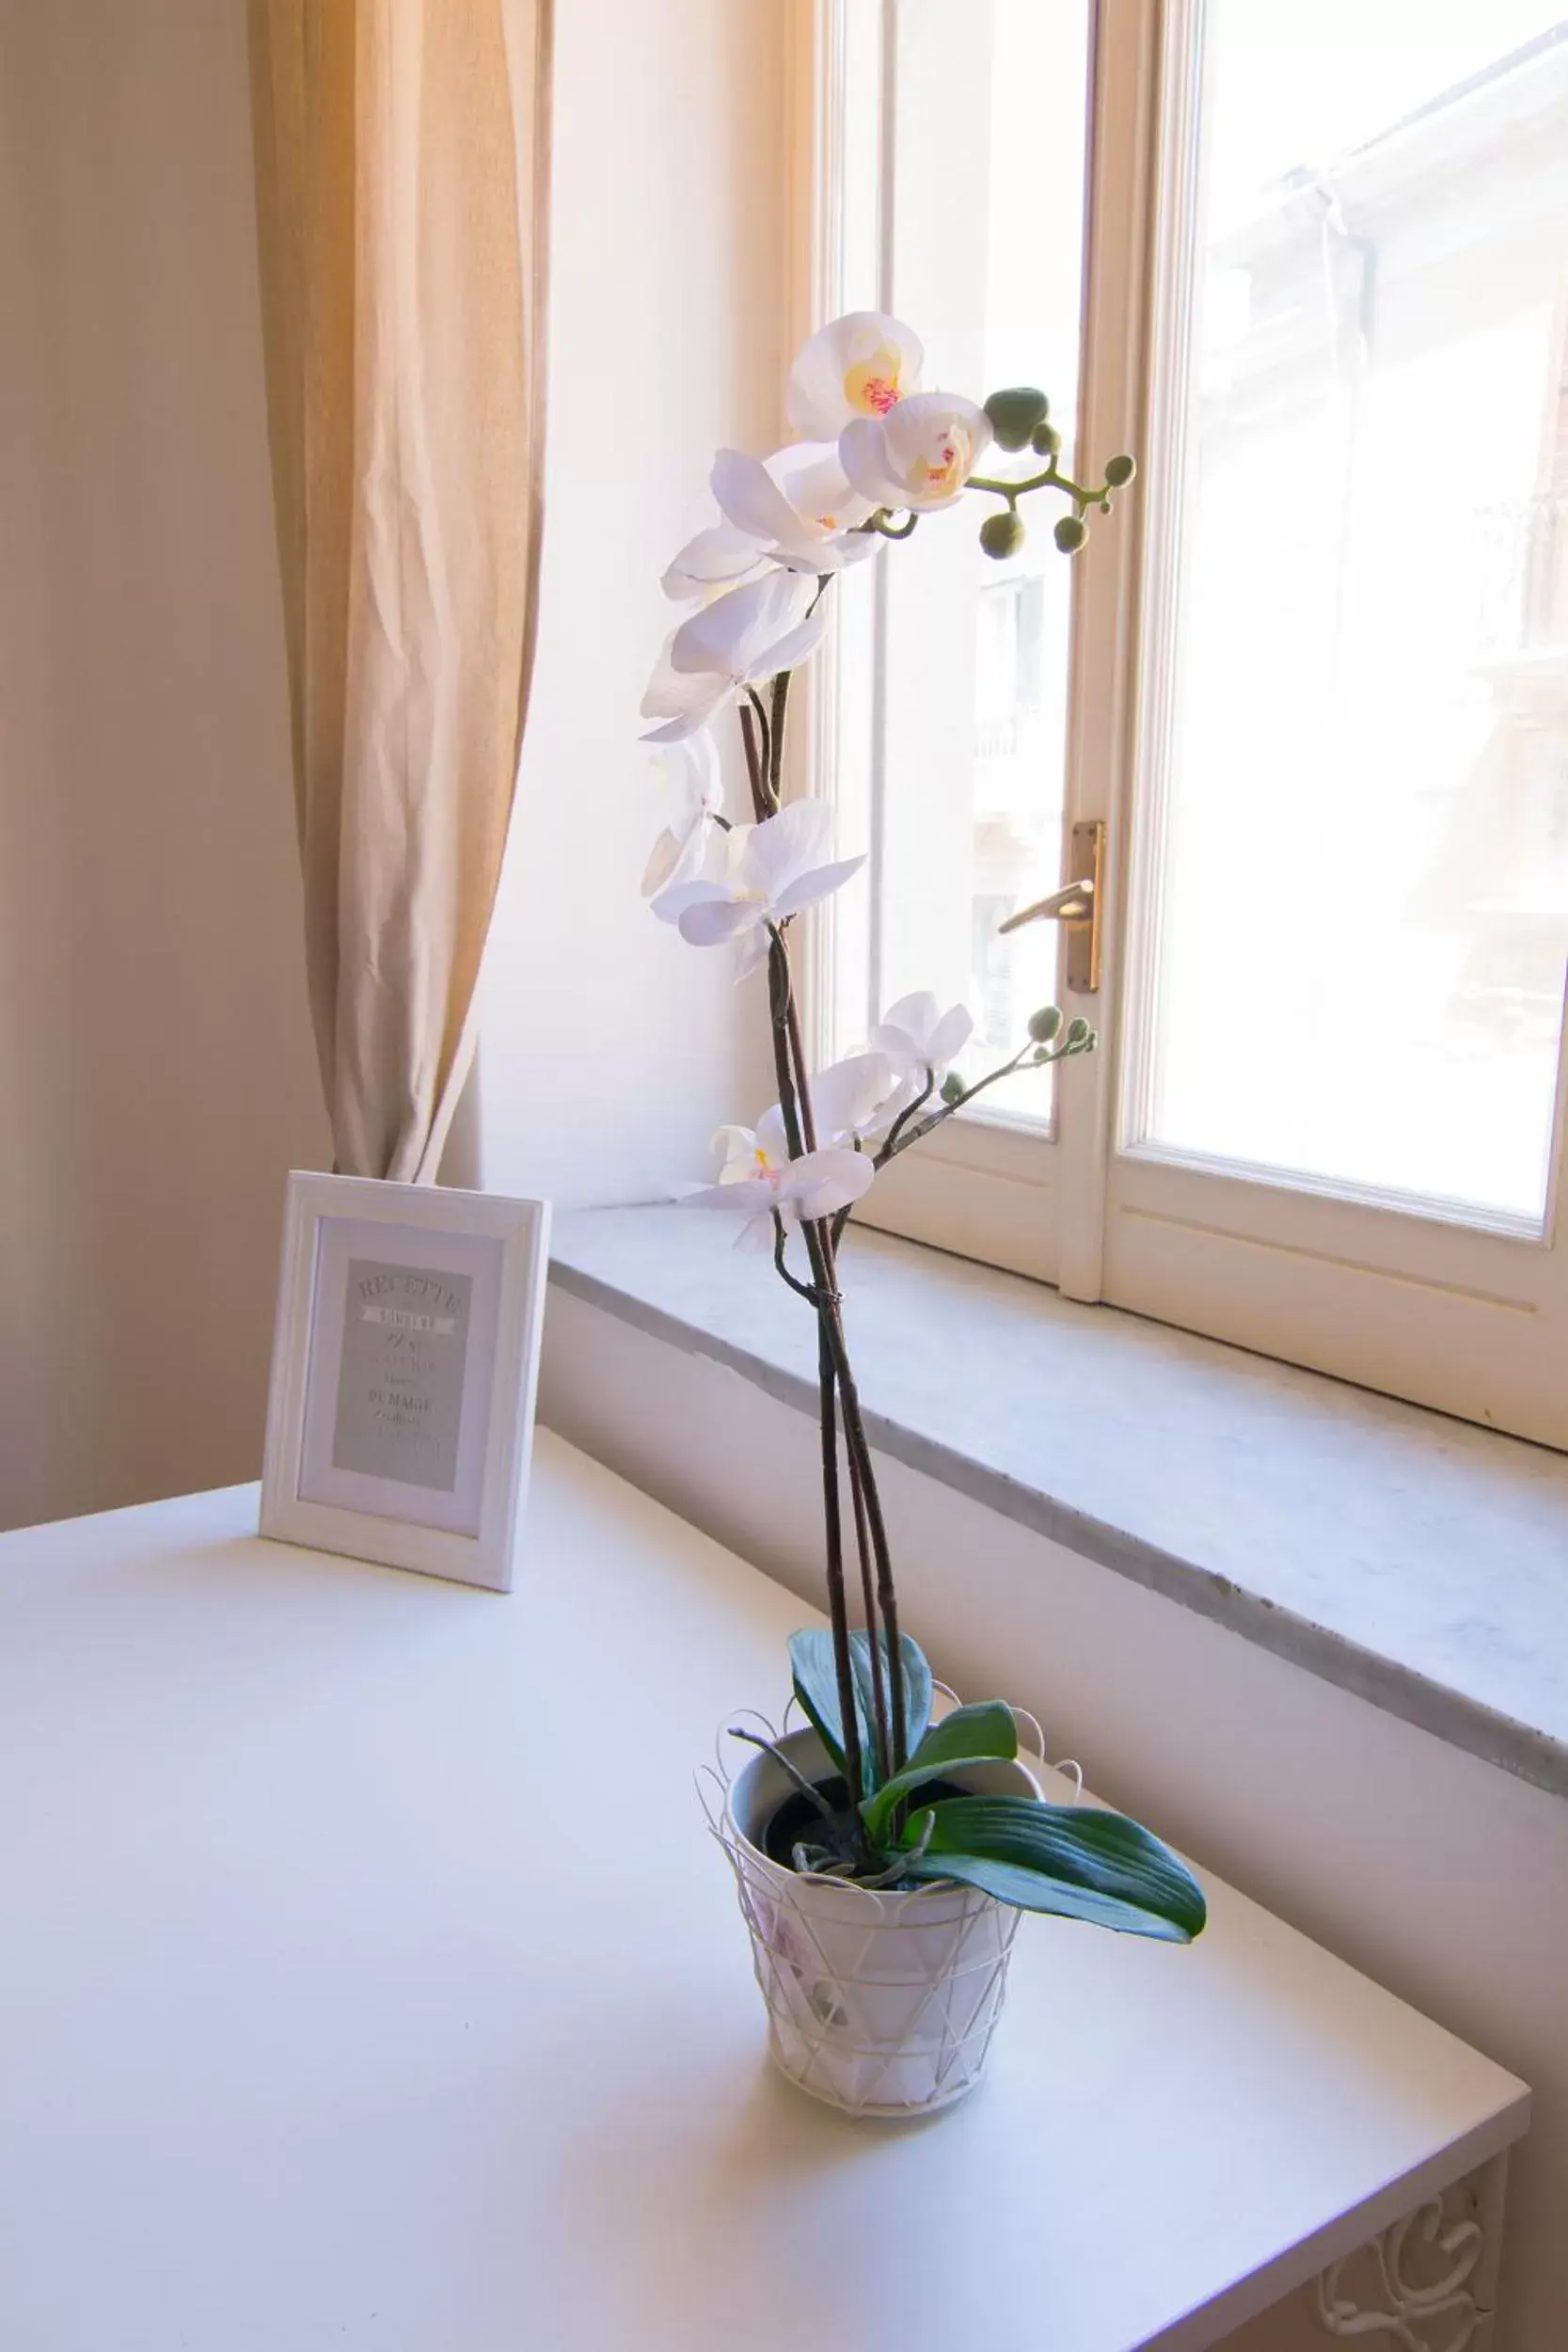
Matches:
[995,819,1104,994]
[1000,879,1095,927]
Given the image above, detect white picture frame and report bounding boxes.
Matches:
[260,1172,550,1592]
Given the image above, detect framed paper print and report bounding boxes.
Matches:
[261,1173,550,1591]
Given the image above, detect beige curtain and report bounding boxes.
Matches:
[248,0,551,1181]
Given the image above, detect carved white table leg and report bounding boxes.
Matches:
[1315,2152,1509,2351]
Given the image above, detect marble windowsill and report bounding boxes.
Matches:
[547,1204,1568,1801]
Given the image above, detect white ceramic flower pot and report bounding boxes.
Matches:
[720,1724,1041,2118]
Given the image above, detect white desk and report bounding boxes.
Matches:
[0,1435,1528,2352]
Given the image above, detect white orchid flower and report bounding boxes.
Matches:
[841,392,991,514]
[787,310,925,441]
[678,1108,877,1252]
[806,1050,898,1140]
[641,571,832,745]
[642,730,724,917]
[867,990,975,1120]
[751,1051,896,1152]
[872,991,974,1079]
[660,518,765,602]
[655,798,864,977]
[641,629,723,741]
[710,443,878,575]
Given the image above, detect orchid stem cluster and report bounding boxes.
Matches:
[640,310,1124,1840]
[737,680,1095,1805]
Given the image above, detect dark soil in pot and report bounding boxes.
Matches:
[763,1775,971,1872]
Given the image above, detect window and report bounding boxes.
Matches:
[803,0,1568,1447]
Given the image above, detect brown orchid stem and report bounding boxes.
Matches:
[740,691,867,1804]
[783,961,898,1773]
[768,671,789,806]
[737,700,768,825]
[745,690,775,808]
[769,932,890,1789]
[743,671,910,1786]
[771,943,904,1776]
[880,1069,938,1159]
[764,932,866,1808]
[768,877,898,1783]
[845,1440,886,1764]
[815,1317,853,1783]
[887,1037,1085,1161]
[819,1305,907,1771]
[770,1211,817,1304]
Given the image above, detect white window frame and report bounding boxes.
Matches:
[796,0,1568,1450]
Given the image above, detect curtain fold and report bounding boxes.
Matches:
[248,0,551,1181]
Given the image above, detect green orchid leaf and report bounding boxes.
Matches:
[788,1628,934,1796]
[898,1795,1207,1943]
[897,1849,1196,1934]
[859,1700,1018,1843]
[910,1698,1018,1774]
[849,1629,932,1788]
[787,1629,849,1787]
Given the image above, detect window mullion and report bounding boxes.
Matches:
[1053,0,1169,1301]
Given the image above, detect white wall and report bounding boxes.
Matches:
[480,0,781,1207]
[0,2,328,1531]
[541,1287,1568,2352]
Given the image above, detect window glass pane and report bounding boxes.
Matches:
[832,0,1091,1124]
[1140,4,1568,1223]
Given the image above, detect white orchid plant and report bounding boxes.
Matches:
[643,312,1203,1945]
